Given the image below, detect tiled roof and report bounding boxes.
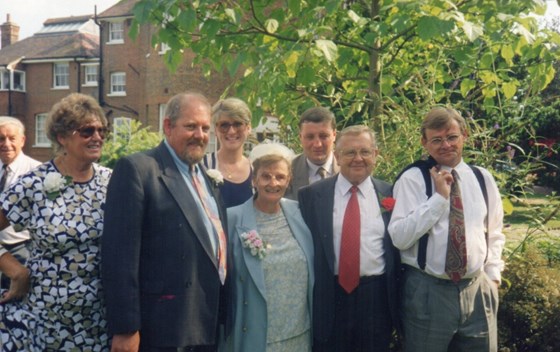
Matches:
[0,31,99,65]
[97,0,137,19]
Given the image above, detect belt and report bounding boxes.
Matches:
[2,239,30,251]
[403,264,483,285]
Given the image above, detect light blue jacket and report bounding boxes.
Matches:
[223,197,314,352]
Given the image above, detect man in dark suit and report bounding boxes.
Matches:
[102,92,227,352]
[299,125,400,352]
[284,106,339,200]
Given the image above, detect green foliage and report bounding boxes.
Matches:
[499,244,560,352]
[99,120,162,169]
[130,0,559,128]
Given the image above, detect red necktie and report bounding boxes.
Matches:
[339,186,360,293]
[191,165,227,284]
[445,170,467,282]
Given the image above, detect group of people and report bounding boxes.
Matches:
[0,90,505,352]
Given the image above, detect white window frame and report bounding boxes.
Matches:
[1,70,9,90]
[34,113,51,147]
[11,70,25,91]
[82,64,98,86]
[53,63,69,89]
[113,117,132,142]
[0,70,26,92]
[158,103,167,134]
[108,21,124,44]
[109,72,126,96]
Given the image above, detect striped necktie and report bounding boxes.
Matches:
[0,164,9,191]
[190,165,227,284]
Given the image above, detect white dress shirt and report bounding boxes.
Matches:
[0,152,41,245]
[388,159,505,281]
[306,153,335,184]
[333,175,386,276]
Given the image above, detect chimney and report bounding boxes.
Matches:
[1,14,20,48]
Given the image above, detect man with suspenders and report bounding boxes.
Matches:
[389,107,505,352]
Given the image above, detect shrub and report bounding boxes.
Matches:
[499,244,560,352]
[99,120,162,169]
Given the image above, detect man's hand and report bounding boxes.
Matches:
[0,253,30,303]
[429,166,453,199]
[111,331,140,352]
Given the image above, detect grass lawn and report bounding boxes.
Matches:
[504,192,560,243]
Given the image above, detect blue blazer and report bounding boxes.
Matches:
[223,198,314,352]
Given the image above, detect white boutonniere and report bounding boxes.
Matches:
[44,172,72,201]
[207,169,224,186]
[240,230,269,259]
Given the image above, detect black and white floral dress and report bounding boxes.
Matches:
[0,161,111,351]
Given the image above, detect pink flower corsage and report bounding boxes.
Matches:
[240,230,268,259]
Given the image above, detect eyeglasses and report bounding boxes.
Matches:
[73,126,109,139]
[217,121,245,133]
[340,148,375,159]
[428,134,461,147]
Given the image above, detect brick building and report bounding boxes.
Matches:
[0,0,232,161]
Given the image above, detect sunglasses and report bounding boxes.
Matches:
[217,121,245,133]
[73,126,109,139]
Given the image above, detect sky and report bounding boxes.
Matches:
[0,0,119,40]
[0,0,559,41]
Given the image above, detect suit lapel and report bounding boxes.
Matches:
[372,177,391,228]
[315,176,337,273]
[156,144,218,267]
[237,201,267,298]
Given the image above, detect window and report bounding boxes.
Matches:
[53,63,69,88]
[83,64,98,86]
[109,72,126,96]
[12,71,25,91]
[158,103,167,134]
[0,70,25,91]
[108,21,124,43]
[1,71,10,90]
[35,113,51,147]
[113,117,131,142]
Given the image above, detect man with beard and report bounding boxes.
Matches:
[102,92,228,352]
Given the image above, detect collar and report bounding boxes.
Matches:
[306,152,334,175]
[439,158,468,180]
[0,152,27,172]
[335,174,373,197]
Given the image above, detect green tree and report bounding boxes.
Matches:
[131,0,559,179]
[131,0,557,123]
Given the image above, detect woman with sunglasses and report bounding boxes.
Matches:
[0,93,111,351]
[203,97,253,208]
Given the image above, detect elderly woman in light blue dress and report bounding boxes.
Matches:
[223,143,314,352]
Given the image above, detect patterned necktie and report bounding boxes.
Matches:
[0,164,9,191]
[190,165,227,284]
[317,167,327,179]
[339,186,360,293]
[445,170,467,282]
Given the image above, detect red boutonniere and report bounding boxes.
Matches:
[380,196,396,212]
